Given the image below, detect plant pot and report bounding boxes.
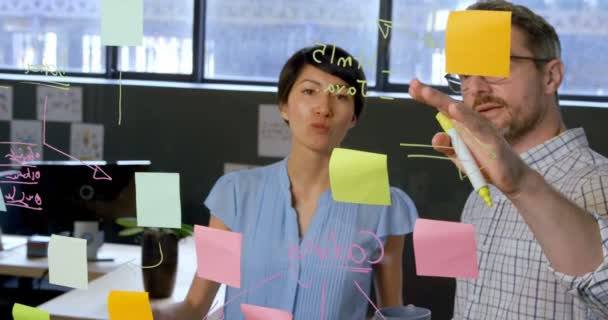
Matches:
[141,230,178,299]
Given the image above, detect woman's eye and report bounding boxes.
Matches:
[302,88,316,95]
[336,94,349,100]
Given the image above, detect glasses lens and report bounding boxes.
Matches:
[445,74,461,93]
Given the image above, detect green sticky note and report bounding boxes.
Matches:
[101,0,144,46]
[12,303,50,320]
[329,148,391,206]
[48,235,88,289]
[135,172,182,228]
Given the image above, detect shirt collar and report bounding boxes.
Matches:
[278,157,332,207]
[519,127,589,172]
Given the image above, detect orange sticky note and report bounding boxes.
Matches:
[446,10,511,77]
[195,225,242,288]
[413,219,479,278]
[241,304,293,320]
[107,291,153,320]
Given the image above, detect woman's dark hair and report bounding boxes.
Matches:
[277,44,366,120]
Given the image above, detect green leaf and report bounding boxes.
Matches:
[181,224,194,233]
[118,227,144,237]
[115,217,138,228]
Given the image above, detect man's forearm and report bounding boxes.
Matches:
[509,169,603,276]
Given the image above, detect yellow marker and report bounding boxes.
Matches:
[436,112,493,207]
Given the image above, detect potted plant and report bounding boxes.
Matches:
[115,217,193,298]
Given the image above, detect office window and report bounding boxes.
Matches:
[0,0,105,73]
[118,0,194,74]
[204,0,380,85]
[389,0,608,96]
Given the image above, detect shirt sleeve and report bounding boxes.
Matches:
[548,166,608,318]
[203,173,240,231]
[375,187,419,239]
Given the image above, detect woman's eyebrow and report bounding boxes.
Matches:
[297,79,322,86]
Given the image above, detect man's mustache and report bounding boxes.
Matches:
[473,95,508,110]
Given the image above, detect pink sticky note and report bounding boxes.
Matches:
[413,218,479,278]
[195,225,242,288]
[241,304,293,320]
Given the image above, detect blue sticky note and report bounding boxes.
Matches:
[0,186,6,212]
[101,0,144,46]
[135,172,182,229]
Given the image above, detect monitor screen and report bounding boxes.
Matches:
[0,160,150,242]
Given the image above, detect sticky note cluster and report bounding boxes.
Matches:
[12,303,49,320]
[101,0,144,46]
[135,172,182,229]
[108,291,153,320]
[195,225,243,288]
[329,148,391,206]
[446,10,512,77]
[241,304,293,320]
[48,234,88,289]
[413,219,479,278]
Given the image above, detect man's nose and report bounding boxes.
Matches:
[463,76,491,98]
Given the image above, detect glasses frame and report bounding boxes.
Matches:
[444,55,555,94]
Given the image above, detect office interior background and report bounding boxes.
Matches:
[1,0,608,319]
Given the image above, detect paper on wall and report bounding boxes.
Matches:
[70,123,104,161]
[36,85,83,122]
[258,104,290,158]
[10,120,43,160]
[0,86,13,120]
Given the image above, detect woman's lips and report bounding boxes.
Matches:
[311,123,330,133]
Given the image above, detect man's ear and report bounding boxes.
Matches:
[544,59,564,95]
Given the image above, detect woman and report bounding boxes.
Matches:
[154,45,418,320]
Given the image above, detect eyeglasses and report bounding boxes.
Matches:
[444,55,555,94]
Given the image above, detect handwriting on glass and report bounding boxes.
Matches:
[287,229,384,282]
[3,185,42,211]
[314,43,394,100]
[22,63,70,90]
[1,142,43,211]
[25,63,66,77]
[5,146,41,165]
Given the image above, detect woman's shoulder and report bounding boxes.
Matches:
[217,160,285,187]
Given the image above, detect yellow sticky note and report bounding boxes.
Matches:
[12,303,50,320]
[329,148,391,206]
[108,291,153,320]
[446,10,511,77]
[48,235,88,289]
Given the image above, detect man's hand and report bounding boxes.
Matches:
[408,78,532,197]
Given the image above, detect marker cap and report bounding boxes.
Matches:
[436,112,454,132]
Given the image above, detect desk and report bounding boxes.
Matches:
[38,236,225,320]
[0,235,140,281]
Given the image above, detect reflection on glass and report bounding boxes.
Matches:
[0,0,105,73]
[205,0,380,85]
[118,0,194,74]
[389,0,608,96]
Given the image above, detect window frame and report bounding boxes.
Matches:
[0,0,605,104]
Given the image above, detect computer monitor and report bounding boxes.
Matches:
[0,160,150,243]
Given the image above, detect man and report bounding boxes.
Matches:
[409,1,608,319]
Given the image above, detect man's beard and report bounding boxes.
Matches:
[473,95,541,145]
